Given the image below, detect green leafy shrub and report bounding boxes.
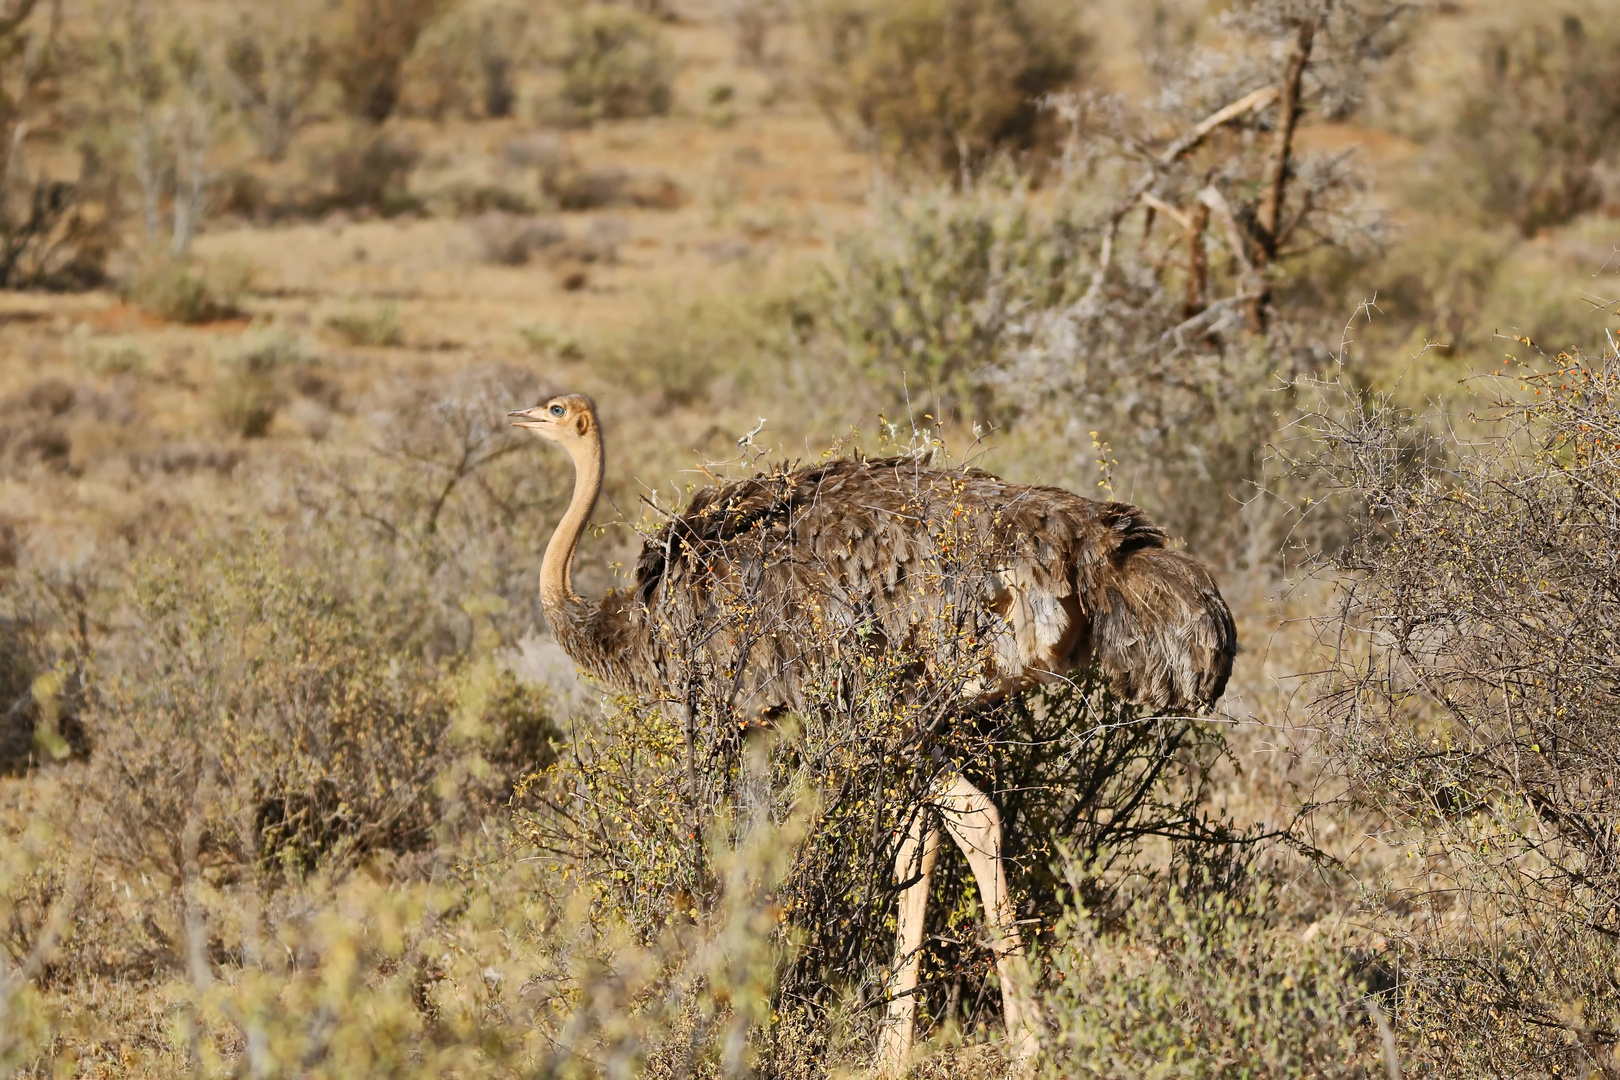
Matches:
[806,0,1086,174]
[554,5,676,123]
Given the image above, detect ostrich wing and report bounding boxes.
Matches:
[624,457,1234,712]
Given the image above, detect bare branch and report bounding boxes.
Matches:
[1081,85,1280,307]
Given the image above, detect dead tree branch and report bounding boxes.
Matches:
[1080,85,1279,308]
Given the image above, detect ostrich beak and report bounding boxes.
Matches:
[508,407,551,430]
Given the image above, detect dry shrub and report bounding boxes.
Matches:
[0,0,111,289]
[527,680,1251,1055]
[84,534,458,884]
[544,164,687,211]
[0,178,111,292]
[1440,9,1620,235]
[552,4,676,124]
[0,578,88,774]
[1041,882,1381,1078]
[813,0,1402,556]
[828,179,1088,421]
[1300,341,1620,1076]
[825,180,1298,560]
[125,258,241,324]
[100,0,220,258]
[805,0,1086,175]
[0,817,83,1071]
[212,324,320,438]
[325,303,404,346]
[330,0,448,124]
[602,283,811,407]
[316,127,422,215]
[0,379,79,477]
[212,375,282,439]
[468,211,564,265]
[219,4,329,162]
[728,0,791,67]
[86,370,569,892]
[399,0,533,121]
[38,810,802,1078]
[298,364,569,652]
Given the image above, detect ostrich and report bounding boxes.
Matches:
[510,394,1236,1066]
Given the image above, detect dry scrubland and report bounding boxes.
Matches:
[0,0,1619,1075]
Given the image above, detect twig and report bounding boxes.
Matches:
[1365,996,1403,1080]
[1140,192,1192,231]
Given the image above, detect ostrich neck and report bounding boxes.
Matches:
[541,429,604,619]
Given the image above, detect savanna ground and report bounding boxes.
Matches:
[1,0,1620,1075]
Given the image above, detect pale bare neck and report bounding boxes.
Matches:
[541,427,604,615]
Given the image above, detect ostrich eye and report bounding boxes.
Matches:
[549,404,565,417]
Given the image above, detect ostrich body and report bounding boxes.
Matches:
[511,394,1237,1065]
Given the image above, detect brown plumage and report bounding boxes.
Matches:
[511,392,1237,1066]
[511,394,1236,716]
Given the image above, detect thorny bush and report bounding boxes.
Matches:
[86,533,456,883]
[85,367,567,893]
[1299,339,1620,1076]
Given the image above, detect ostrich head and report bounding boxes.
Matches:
[508,394,598,447]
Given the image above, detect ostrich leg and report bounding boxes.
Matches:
[935,773,1040,1063]
[878,810,941,1067]
[878,776,1040,1069]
